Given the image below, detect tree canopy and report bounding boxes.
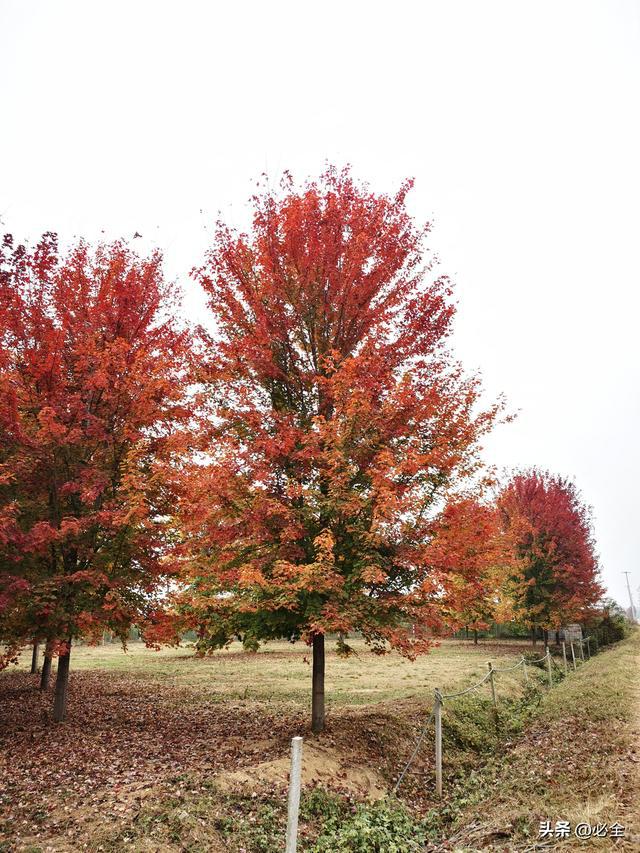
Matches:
[177,168,504,728]
[0,234,192,717]
[498,469,603,634]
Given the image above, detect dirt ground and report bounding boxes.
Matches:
[0,638,530,850]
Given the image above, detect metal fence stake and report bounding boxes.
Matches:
[561,641,568,675]
[434,690,443,798]
[545,646,553,688]
[487,662,497,707]
[570,641,577,671]
[285,737,303,853]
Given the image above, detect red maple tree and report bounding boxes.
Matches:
[0,233,192,720]
[179,167,504,731]
[498,469,603,643]
[425,497,515,643]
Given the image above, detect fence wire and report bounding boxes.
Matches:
[439,669,493,699]
[492,657,526,673]
[392,637,593,793]
[392,709,436,794]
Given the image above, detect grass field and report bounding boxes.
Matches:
[13,636,536,706]
[1,633,638,851]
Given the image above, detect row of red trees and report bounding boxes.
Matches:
[0,169,603,727]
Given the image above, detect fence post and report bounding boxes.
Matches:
[579,639,585,662]
[545,646,553,688]
[434,689,443,799]
[285,736,303,853]
[487,662,497,707]
[570,641,577,671]
[522,656,529,684]
[561,641,568,675]
[586,637,591,659]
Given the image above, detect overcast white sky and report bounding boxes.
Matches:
[2,0,639,610]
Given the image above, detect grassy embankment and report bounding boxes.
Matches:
[439,628,640,851]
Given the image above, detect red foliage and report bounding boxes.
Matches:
[179,167,504,658]
[498,469,603,629]
[425,497,515,632]
[0,233,192,667]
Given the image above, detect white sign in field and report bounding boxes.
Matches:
[562,624,583,642]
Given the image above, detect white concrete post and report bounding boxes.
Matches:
[434,690,443,798]
[487,662,497,707]
[570,641,577,671]
[579,639,585,662]
[561,642,568,675]
[545,646,553,688]
[285,737,303,853]
[586,637,591,659]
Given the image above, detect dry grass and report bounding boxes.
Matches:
[13,636,536,709]
[444,628,640,851]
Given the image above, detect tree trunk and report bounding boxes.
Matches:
[30,642,40,674]
[465,625,469,639]
[473,629,478,645]
[555,630,560,645]
[543,628,549,646]
[531,626,537,646]
[40,643,53,690]
[53,639,72,722]
[311,633,325,733]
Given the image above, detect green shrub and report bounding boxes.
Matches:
[300,787,346,824]
[309,798,426,853]
[522,650,546,667]
[595,613,628,646]
[440,694,497,753]
[587,599,631,647]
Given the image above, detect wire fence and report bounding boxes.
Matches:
[392,636,594,798]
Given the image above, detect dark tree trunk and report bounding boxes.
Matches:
[473,629,478,645]
[40,643,53,690]
[53,639,71,722]
[30,642,40,674]
[531,627,537,646]
[543,628,549,647]
[555,630,560,645]
[465,625,469,639]
[311,633,325,733]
